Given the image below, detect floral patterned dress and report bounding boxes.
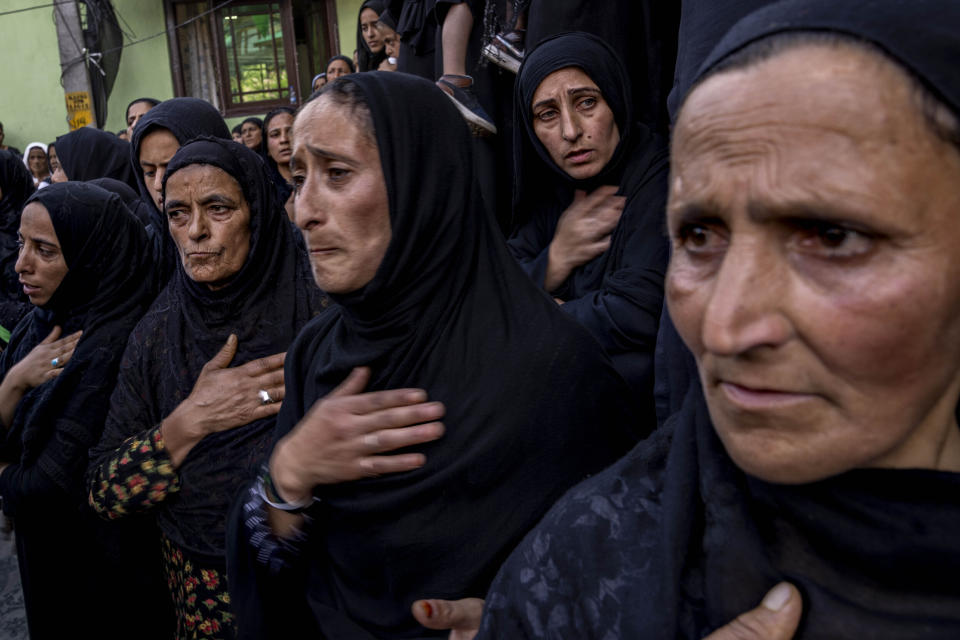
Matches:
[90,425,235,639]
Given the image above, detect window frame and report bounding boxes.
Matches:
[164,0,336,117]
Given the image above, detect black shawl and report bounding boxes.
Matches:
[228,71,642,639]
[89,137,323,561]
[55,126,139,191]
[0,150,34,336]
[0,183,169,638]
[357,0,388,71]
[478,377,960,638]
[87,177,155,227]
[129,97,232,282]
[508,32,669,420]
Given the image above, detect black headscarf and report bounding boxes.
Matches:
[356,0,388,71]
[87,177,154,227]
[55,127,138,191]
[129,97,231,281]
[509,32,669,415]
[478,2,960,637]
[228,72,641,638]
[261,107,295,205]
[0,150,35,334]
[90,137,323,560]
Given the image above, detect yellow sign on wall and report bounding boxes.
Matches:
[65,91,94,130]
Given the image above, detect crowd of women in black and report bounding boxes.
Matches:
[0,0,958,638]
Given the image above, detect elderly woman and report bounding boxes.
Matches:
[508,32,670,420]
[130,97,232,281]
[88,138,323,640]
[227,73,642,639]
[51,126,139,190]
[0,183,168,638]
[21,143,50,188]
[418,1,960,638]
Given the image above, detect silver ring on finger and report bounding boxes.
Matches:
[258,389,275,405]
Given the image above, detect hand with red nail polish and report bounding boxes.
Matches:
[411,598,484,640]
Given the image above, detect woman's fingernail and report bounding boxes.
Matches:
[420,601,433,619]
[762,583,792,612]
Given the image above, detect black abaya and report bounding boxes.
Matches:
[508,33,669,421]
[0,183,168,639]
[0,151,34,339]
[228,71,641,639]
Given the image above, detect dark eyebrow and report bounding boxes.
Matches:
[199,194,239,207]
[16,231,60,249]
[304,143,356,165]
[532,86,601,112]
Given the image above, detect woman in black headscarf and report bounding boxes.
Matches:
[0,182,167,639]
[227,72,641,639]
[126,96,160,138]
[261,107,295,217]
[239,116,263,151]
[130,97,232,282]
[0,151,35,343]
[52,126,139,191]
[88,137,323,640]
[508,32,669,421]
[466,1,960,637]
[357,0,388,71]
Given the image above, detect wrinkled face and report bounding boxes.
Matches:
[164,164,252,289]
[266,112,294,167]
[126,100,154,138]
[380,25,400,58]
[360,8,383,53]
[16,203,68,307]
[27,147,48,177]
[531,67,620,180]
[139,128,181,210]
[668,44,960,483]
[327,59,351,80]
[241,122,262,149]
[291,97,391,294]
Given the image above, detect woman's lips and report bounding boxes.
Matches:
[21,283,39,296]
[718,381,817,410]
[565,149,594,164]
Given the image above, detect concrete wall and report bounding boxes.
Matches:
[0,0,361,149]
[336,0,363,60]
[0,0,76,151]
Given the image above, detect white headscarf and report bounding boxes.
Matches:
[21,142,49,188]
